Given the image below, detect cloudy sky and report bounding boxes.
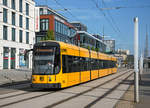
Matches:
[35,0,150,55]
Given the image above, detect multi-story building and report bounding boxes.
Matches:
[0,0,35,69]
[35,6,107,53]
[71,21,87,32]
[74,31,106,52]
[93,34,103,40]
[35,6,77,43]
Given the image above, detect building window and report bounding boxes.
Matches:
[40,19,49,31]
[26,18,29,30]
[26,32,29,44]
[19,0,22,12]
[19,30,23,43]
[11,0,15,9]
[39,8,43,15]
[55,20,60,33]
[3,0,7,6]
[26,3,29,16]
[19,15,23,28]
[12,12,15,25]
[12,28,15,41]
[3,8,7,23]
[58,22,60,33]
[3,26,7,40]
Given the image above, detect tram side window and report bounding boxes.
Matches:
[103,60,108,69]
[79,57,85,71]
[54,53,60,74]
[107,61,111,68]
[67,56,73,72]
[90,59,95,70]
[99,60,103,69]
[86,58,90,71]
[113,61,117,67]
[72,56,80,72]
[112,61,115,68]
[62,55,68,73]
[96,60,99,70]
[109,61,112,68]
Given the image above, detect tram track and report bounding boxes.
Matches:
[0,88,41,100]
[0,68,126,96]
[0,91,56,108]
[0,69,133,108]
[0,69,128,100]
[84,72,133,108]
[45,69,133,108]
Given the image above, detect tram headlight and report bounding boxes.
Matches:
[49,77,51,81]
[32,77,35,81]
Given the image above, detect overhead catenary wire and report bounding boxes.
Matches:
[52,0,80,21]
[91,0,121,36]
[52,0,95,34]
[102,0,121,34]
[100,5,150,10]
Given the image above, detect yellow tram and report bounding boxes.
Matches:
[31,41,117,88]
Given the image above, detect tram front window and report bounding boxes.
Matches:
[33,48,60,75]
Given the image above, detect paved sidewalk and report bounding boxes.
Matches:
[115,68,150,108]
[0,69,32,86]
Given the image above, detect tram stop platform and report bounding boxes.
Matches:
[115,68,150,108]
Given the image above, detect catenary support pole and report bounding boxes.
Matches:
[134,17,139,103]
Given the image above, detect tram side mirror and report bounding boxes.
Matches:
[24,50,28,61]
[24,49,33,61]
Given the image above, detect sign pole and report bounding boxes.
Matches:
[134,17,139,103]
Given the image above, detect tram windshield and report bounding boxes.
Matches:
[33,47,60,75]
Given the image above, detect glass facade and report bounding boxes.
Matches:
[40,19,49,31]
[19,15,23,28]
[3,8,7,23]
[11,0,15,9]
[19,30,23,43]
[26,18,29,30]
[12,12,15,25]
[55,20,69,36]
[12,28,16,41]
[36,8,77,44]
[3,0,7,6]
[26,32,29,44]
[3,26,7,40]
[19,0,22,12]
[26,3,29,16]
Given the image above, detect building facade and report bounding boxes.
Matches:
[71,21,87,32]
[74,31,106,52]
[0,0,35,69]
[36,6,77,43]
